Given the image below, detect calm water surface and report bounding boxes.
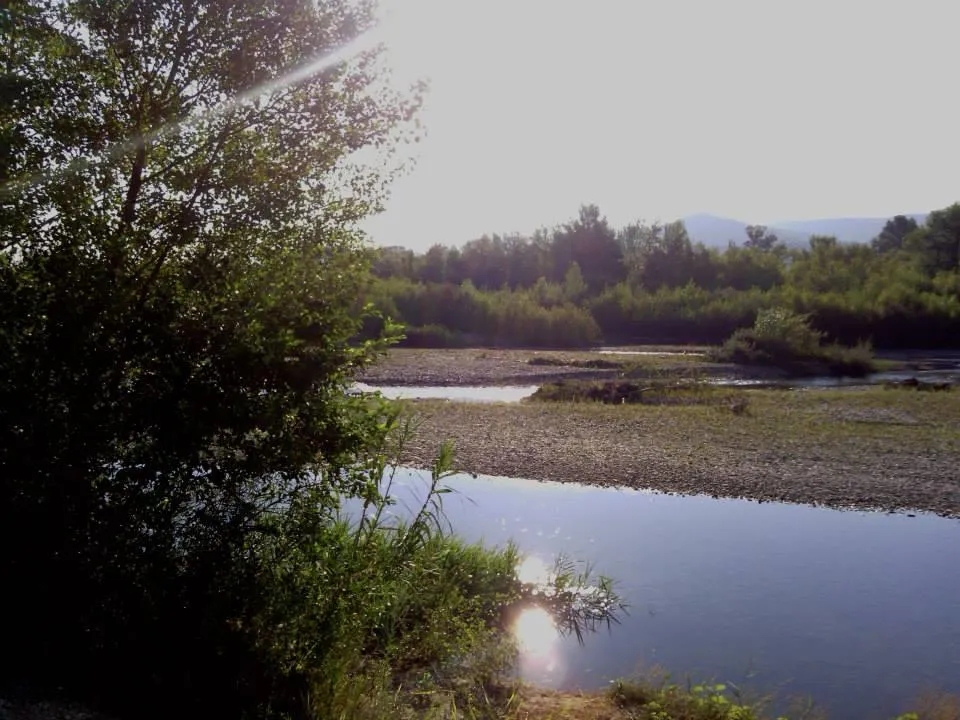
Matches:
[350,383,537,402]
[597,349,706,357]
[708,369,960,388]
[374,471,960,719]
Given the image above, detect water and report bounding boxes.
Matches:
[350,383,537,402]
[708,368,960,389]
[372,470,960,719]
[597,349,706,357]
[598,350,960,389]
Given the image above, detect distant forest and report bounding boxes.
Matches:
[364,203,960,349]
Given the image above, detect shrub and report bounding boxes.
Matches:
[752,307,823,353]
[711,308,876,377]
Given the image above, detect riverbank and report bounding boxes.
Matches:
[359,347,714,386]
[358,347,951,388]
[397,386,960,517]
[4,684,955,720]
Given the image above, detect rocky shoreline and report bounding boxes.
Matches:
[366,350,960,518]
[400,399,960,518]
[359,347,760,386]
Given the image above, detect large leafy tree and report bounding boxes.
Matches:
[0,0,420,715]
[744,224,781,251]
[905,203,960,275]
[550,204,625,289]
[872,214,920,254]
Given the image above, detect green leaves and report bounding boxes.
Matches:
[0,0,423,716]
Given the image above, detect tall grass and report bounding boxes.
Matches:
[247,422,625,719]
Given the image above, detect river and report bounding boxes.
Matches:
[371,469,960,718]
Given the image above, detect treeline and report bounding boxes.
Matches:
[366,204,960,348]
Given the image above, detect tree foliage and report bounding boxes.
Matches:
[906,203,960,275]
[0,0,424,716]
[872,214,919,254]
[744,224,780,251]
[369,202,960,349]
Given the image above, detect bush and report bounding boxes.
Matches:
[752,307,823,353]
[710,308,876,377]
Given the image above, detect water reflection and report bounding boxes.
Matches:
[341,468,960,718]
[707,370,960,389]
[514,606,558,658]
[515,555,552,585]
[513,606,565,686]
[350,383,537,402]
[597,349,705,357]
[426,471,960,718]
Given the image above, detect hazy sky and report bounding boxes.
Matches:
[363,0,958,249]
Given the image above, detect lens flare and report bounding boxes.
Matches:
[2,25,385,198]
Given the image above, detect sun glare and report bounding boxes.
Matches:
[513,606,557,660]
[515,554,552,585]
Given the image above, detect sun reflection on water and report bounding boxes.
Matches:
[511,554,567,685]
[513,606,557,658]
[513,605,565,685]
[515,554,553,585]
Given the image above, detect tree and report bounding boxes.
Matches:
[459,234,509,289]
[0,1,420,716]
[744,225,780,251]
[904,204,960,275]
[717,245,783,290]
[550,204,625,289]
[563,261,587,302]
[632,220,717,290]
[872,215,920,254]
[373,246,417,278]
[419,243,448,283]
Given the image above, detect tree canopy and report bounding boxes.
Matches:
[367,202,960,349]
[1,0,422,715]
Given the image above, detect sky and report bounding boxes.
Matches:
[362,0,959,250]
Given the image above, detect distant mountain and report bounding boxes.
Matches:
[680,213,809,248]
[680,212,929,248]
[770,214,928,246]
